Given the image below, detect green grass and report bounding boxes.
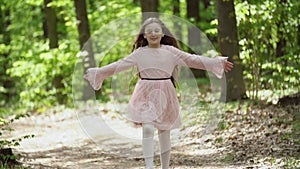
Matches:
[292,108,300,145]
[0,163,25,169]
[217,120,228,130]
[222,153,234,163]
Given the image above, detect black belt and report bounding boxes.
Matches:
[140,77,171,80]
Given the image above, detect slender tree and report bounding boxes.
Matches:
[44,0,58,48]
[74,0,96,100]
[140,0,159,22]
[187,0,205,77]
[216,0,246,101]
[201,0,211,9]
[74,0,92,51]
[74,0,95,68]
[173,0,182,42]
[275,0,287,58]
[187,0,201,50]
[0,1,14,103]
[44,0,68,104]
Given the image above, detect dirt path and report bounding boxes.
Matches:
[3,104,241,169]
[4,103,299,169]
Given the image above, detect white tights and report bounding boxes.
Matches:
[142,123,171,169]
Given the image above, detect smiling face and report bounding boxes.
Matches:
[143,22,164,48]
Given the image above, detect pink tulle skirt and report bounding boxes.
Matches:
[126,79,181,130]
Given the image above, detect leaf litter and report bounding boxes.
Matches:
[2,101,299,169]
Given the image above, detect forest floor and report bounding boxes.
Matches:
[3,101,300,169]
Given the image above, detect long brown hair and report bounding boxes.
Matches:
[132,17,180,50]
[132,17,180,87]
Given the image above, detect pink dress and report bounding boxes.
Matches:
[85,45,226,130]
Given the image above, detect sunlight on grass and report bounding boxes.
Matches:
[0,164,25,169]
[246,88,298,104]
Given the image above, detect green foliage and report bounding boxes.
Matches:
[292,107,300,145]
[0,113,34,167]
[88,0,140,32]
[0,113,34,149]
[0,0,141,109]
[0,0,299,111]
[7,42,78,108]
[235,0,299,99]
[0,163,25,169]
[217,120,228,130]
[222,153,234,163]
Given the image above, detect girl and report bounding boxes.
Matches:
[84,17,233,169]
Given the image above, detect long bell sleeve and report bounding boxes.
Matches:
[84,50,138,90]
[165,45,227,79]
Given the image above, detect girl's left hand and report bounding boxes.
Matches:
[224,59,234,73]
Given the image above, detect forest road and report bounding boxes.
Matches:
[5,107,248,169]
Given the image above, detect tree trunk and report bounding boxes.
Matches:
[298,23,300,49]
[44,0,58,48]
[200,0,214,42]
[275,31,286,58]
[216,0,246,101]
[0,3,14,103]
[140,0,159,22]
[201,0,211,9]
[74,0,96,100]
[187,0,205,77]
[44,0,67,104]
[173,0,182,43]
[275,1,287,59]
[187,0,200,49]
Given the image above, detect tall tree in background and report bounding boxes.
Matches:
[275,0,287,58]
[44,0,66,104]
[74,0,96,100]
[74,0,93,52]
[187,0,201,50]
[44,0,58,48]
[201,0,211,9]
[173,0,182,42]
[140,0,159,22]
[187,0,205,77]
[216,0,246,101]
[0,1,13,103]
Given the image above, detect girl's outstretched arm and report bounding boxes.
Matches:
[83,50,138,90]
[165,45,233,78]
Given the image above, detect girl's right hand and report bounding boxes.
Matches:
[83,68,104,90]
[83,73,89,80]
